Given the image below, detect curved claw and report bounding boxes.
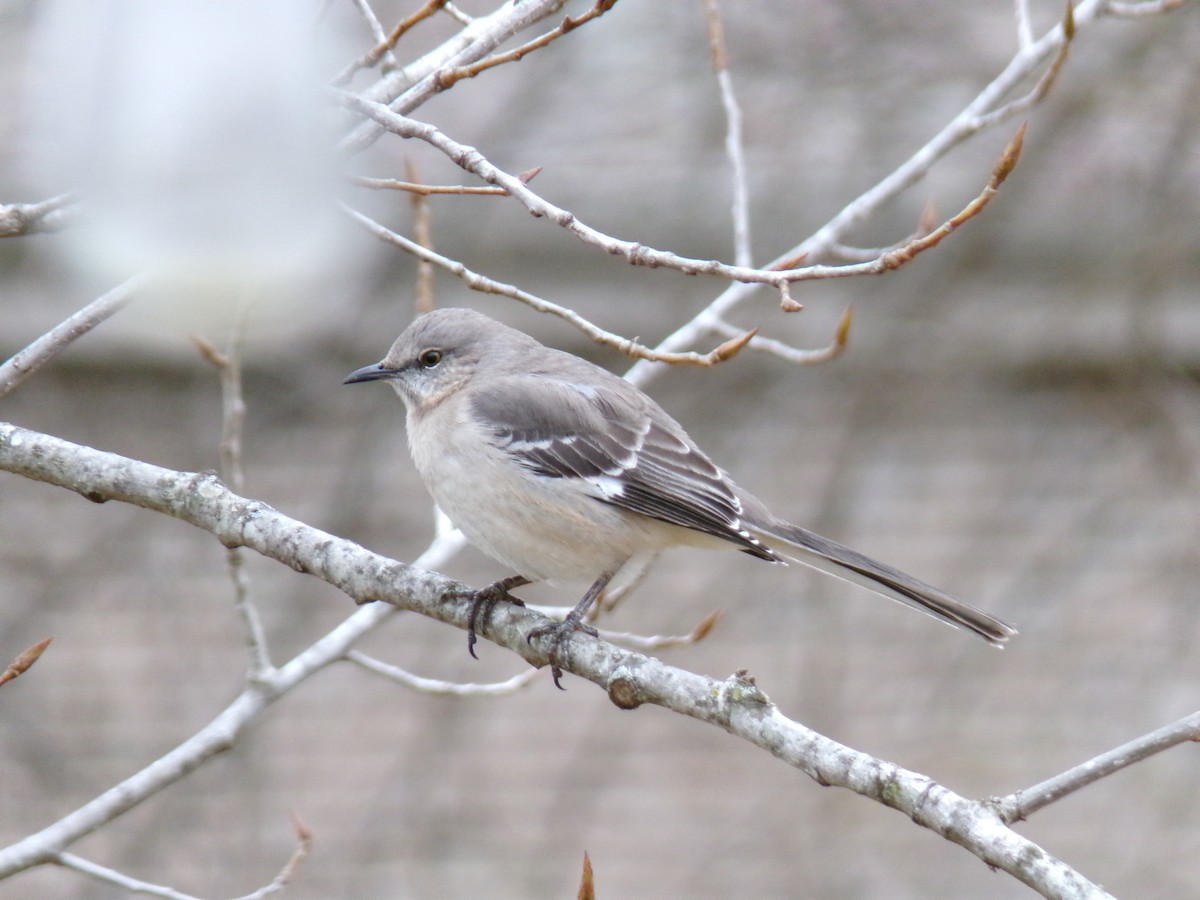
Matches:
[448,575,530,660]
[527,613,600,689]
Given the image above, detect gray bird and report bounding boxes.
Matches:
[345,308,1015,685]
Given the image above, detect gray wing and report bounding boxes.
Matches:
[469,374,778,561]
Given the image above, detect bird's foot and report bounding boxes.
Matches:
[448,575,529,659]
[527,612,599,690]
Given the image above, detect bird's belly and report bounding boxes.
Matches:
[411,426,653,581]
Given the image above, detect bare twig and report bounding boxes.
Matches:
[0,638,53,688]
[441,3,473,26]
[0,275,144,400]
[339,0,572,155]
[976,4,1074,129]
[54,854,201,900]
[437,0,618,88]
[341,94,1023,303]
[232,814,314,900]
[343,0,404,77]
[346,650,541,695]
[54,813,312,900]
[350,165,542,195]
[339,93,805,291]
[706,306,853,366]
[1014,0,1036,50]
[625,1,1115,384]
[333,0,449,85]
[405,161,438,314]
[704,0,752,268]
[595,609,723,651]
[192,312,274,683]
[995,710,1200,823]
[859,124,1025,274]
[828,202,939,262]
[351,176,508,195]
[0,193,79,238]
[1105,0,1186,15]
[344,205,760,366]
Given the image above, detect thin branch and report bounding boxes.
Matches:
[857,124,1025,274]
[232,814,314,900]
[0,638,54,688]
[828,202,939,263]
[436,0,618,89]
[332,0,448,86]
[338,93,803,290]
[346,650,541,695]
[0,275,144,400]
[624,1,1118,385]
[192,311,274,682]
[404,161,438,314]
[704,0,752,268]
[345,0,404,76]
[340,94,1022,301]
[995,710,1200,823]
[441,3,474,26]
[976,4,1074,130]
[54,854,201,900]
[349,165,542,195]
[1014,0,1036,50]
[1105,0,1186,15]
[55,812,312,900]
[339,0,572,155]
[707,306,852,366]
[594,609,723,651]
[344,205,760,366]
[350,175,508,195]
[0,193,79,238]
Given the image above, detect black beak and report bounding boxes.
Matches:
[343,363,398,385]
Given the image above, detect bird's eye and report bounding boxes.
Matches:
[419,349,443,368]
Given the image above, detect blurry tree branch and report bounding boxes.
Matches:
[435,0,617,88]
[192,319,274,681]
[0,193,79,238]
[338,0,573,153]
[0,275,144,399]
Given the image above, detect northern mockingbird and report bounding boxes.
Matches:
[345,308,1015,683]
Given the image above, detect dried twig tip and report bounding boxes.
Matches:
[577,850,595,900]
[189,334,229,370]
[713,327,758,363]
[835,306,854,348]
[0,637,54,687]
[918,199,939,236]
[993,123,1027,185]
[691,610,723,641]
[291,811,314,844]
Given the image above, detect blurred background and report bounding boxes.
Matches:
[2,1,1199,897]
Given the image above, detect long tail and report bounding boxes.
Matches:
[753,521,1017,646]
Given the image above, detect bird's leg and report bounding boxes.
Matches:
[527,572,611,689]
[448,575,531,660]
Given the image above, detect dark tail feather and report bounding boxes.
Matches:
[755,521,1017,645]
